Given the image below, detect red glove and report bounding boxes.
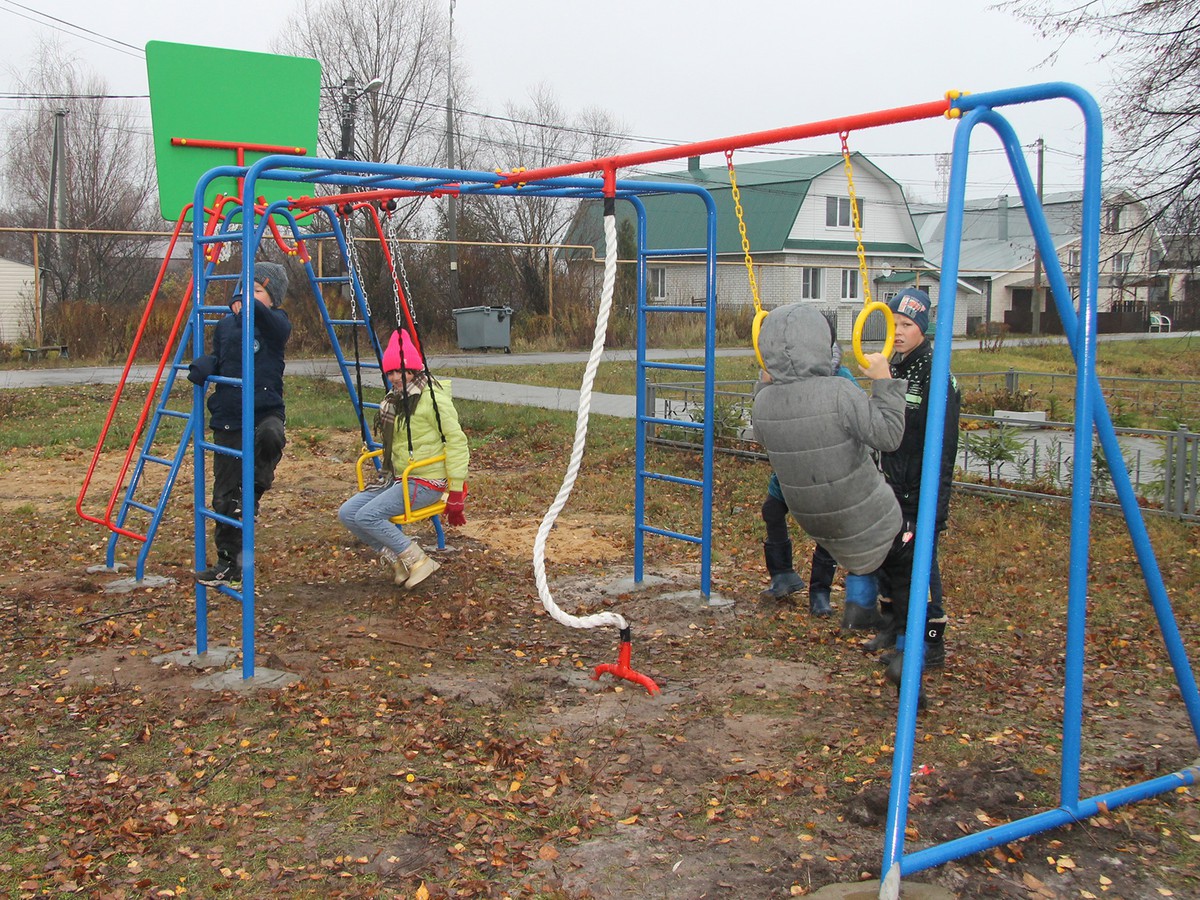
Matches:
[446,484,467,526]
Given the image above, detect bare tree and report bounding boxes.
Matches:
[275,0,459,327]
[1001,1,1200,232]
[0,39,157,318]
[469,84,628,316]
[275,0,450,178]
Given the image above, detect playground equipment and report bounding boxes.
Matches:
[839,131,896,367]
[354,447,448,549]
[74,49,1199,898]
[727,135,895,371]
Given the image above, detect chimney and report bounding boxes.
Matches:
[688,156,701,174]
[998,194,1009,241]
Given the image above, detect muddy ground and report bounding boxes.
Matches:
[2,442,1200,899]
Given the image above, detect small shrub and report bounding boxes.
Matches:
[961,386,1039,416]
[962,425,1025,485]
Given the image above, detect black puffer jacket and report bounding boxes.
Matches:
[881,339,961,529]
[204,302,292,432]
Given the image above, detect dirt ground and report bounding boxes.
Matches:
[3,443,1200,899]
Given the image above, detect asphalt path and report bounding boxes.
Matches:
[2,332,1192,421]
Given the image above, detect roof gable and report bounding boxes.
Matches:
[629,155,848,254]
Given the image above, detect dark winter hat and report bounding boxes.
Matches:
[252,262,289,308]
[888,288,931,335]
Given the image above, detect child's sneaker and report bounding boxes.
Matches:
[196,557,242,588]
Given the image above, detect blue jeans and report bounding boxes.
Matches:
[338,480,443,555]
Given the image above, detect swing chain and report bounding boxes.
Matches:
[383,211,413,330]
[839,131,874,309]
[725,150,762,315]
[341,208,372,322]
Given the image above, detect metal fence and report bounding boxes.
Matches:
[645,379,1200,522]
[958,370,1200,430]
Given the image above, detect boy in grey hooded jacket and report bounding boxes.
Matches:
[751,304,907,575]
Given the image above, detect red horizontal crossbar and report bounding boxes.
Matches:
[290,187,456,210]
[170,137,309,155]
[496,97,952,187]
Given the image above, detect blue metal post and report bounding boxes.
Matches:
[883,83,1200,887]
[700,186,717,599]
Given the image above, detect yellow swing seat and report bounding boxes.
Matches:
[355,447,448,549]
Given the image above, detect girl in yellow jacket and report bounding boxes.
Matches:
[338,329,469,588]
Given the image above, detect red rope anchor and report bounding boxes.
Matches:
[592,627,660,695]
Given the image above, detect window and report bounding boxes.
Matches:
[1113,252,1132,275]
[801,267,822,300]
[826,196,864,228]
[1105,204,1122,231]
[840,269,860,301]
[648,267,666,301]
[1066,249,1081,272]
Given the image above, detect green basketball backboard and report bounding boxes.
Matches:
[146,41,321,222]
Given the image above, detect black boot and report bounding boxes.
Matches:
[924,617,947,669]
[865,600,897,651]
[809,588,832,617]
[760,540,804,601]
[884,638,927,710]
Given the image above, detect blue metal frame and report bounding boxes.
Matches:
[883,83,1200,887]
[629,188,719,598]
[104,212,244,580]
[179,156,720,677]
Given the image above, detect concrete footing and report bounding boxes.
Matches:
[86,562,128,574]
[600,574,734,609]
[191,667,300,691]
[152,646,240,670]
[102,574,174,594]
[809,879,955,899]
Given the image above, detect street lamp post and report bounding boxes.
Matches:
[337,75,384,161]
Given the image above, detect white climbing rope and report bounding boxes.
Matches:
[532,209,627,631]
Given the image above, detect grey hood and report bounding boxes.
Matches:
[758,303,837,383]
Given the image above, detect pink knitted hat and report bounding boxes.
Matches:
[382,329,422,372]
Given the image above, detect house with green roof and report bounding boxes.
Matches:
[564,153,975,338]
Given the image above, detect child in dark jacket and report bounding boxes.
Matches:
[188,261,292,587]
[868,288,961,690]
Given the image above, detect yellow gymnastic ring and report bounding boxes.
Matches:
[751,309,769,370]
[852,301,895,368]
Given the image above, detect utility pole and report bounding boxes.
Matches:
[47,109,67,232]
[1031,137,1044,336]
[41,108,68,344]
[446,0,460,307]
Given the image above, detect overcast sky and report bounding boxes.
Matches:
[0,0,1113,204]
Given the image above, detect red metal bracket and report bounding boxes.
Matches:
[592,628,660,695]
